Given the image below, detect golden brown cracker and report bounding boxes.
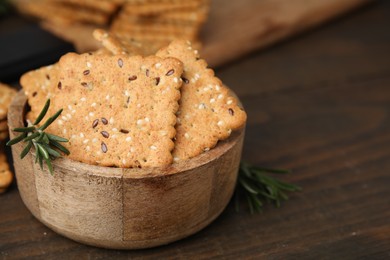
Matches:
[35,52,184,168]
[157,40,247,161]
[0,152,12,193]
[0,83,17,121]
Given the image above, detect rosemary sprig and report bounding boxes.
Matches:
[235,162,301,213]
[6,99,69,174]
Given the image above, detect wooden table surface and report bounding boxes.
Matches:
[1,1,390,259]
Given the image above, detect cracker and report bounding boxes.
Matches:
[13,0,110,25]
[0,83,17,121]
[53,0,120,14]
[122,1,208,15]
[93,29,146,56]
[0,152,13,193]
[156,40,247,161]
[20,64,60,122]
[28,52,184,168]
[0,130,9,141]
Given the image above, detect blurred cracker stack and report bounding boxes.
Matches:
[111,0,209,53]
[11,0,210,54]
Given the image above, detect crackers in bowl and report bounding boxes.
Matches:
[20,32,246,168]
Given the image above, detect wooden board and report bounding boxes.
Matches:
[42,0,372,67]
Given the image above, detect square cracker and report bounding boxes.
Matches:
[39,52,184,168]
[0,83,17,121]
[156,40,247,161]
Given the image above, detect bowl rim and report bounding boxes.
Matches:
[9,90,245,179]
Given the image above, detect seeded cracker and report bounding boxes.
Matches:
[37,52,183,168]
[0,83,17,141]
[156,40,247,161]
[20,64,60,123]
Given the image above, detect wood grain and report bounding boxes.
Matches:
[1,0,390,258]
[7,92,245,249]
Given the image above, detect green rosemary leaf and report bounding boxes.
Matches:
[238,177,259,194]
[44,157,54,175]
[42,144,61,158]
[39,109,63,131]
[50,140,70,155]
[46,133,68,143]
[13,126,36,133]
[33,99,50,125]
[20,141,33,159]
[6,133,26,146]
[236,162,301,213]
[23,132,40,142]
[36,143,49,160]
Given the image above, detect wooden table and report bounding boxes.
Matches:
[1,1,389,258]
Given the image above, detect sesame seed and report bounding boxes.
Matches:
[218,94,224,99]
[120,129,129,134]
[86,146,91,151]
[155,63,162,68]
[101,117,108,125]
[137,103,141,108]
[150,145,157,150]
[198,103,206,109]
[130,147,135,153]
[203,87,209,91]
[204,147,210,151]
[81,97,86,102]
[57,120,63,125]
[85,116,89,120]
[63,129,67,134]
[71,135,76,139]
[173,77,178,83]
[174,157,180,162]
[91,103,96,107]
[111,134,117,139]
[66,113,72,119]
[112,128,118,132]
[118,58,123,68]
[61,116,67,121]
[184,133,190,139]
[145,117,150,122]
[125,91,130,96]
[122,159,126,165]
[126,137,132,142]
[194,73,200,79]
[210,98,216,103]
[194,50,199,55]
[159,130,167,136]
[215,85,221,91]
[227,100,233,105]
[83,139,89,144]
[217,121,224,126]
[83,70,90,75]
[109,117,114,124]
[86,62,92,68]
[89,112,94,117]
[92,138,98,143]
[80,133,84,138]
[106,95,110,100]
[71,110,76,114]
[187,46,192,50]
[137,119,143,125]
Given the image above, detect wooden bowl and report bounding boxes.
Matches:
[8,91,245,249]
